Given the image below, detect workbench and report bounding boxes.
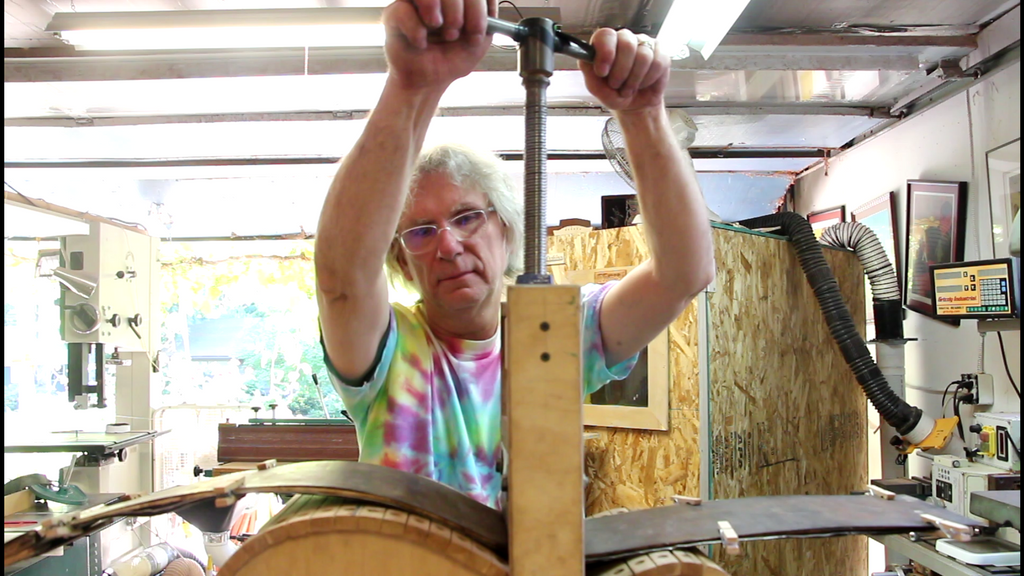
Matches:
[4,493,128,576]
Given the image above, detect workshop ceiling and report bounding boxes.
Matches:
[732,0,1012,29]
[3,0,1020,237]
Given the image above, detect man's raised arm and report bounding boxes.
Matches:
[315,0,494,380]
[579,29,716,366]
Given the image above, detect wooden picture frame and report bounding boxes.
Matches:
[852,192,901,327]
[807,206,846,238]
[547,218,593,237]
[903,180,968,320]
[601,194,640,230]
[560,266,669,431]
[986,139,1021,259]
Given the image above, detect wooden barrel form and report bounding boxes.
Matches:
[220,494,731,576]
[588,550,729,576]
[219,494,509,576]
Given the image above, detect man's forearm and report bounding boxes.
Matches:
[315,80,445,294]
[616,106,715,296]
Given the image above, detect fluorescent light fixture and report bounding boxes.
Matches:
[47,8,387,51]
[58,25,386,51]
[657,0,752,60]
[46,7,543,51]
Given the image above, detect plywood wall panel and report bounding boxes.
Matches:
[550,223,868,575]
[549,226,701,515]
[706,228,867,574]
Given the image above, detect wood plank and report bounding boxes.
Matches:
[217,423,358,463]
[584,495,984,561]
[506,284,585,576]
[213,460,277,476]
[4,490,35,518]
[5,461,507,568]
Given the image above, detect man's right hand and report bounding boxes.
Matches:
[383,0,497,92]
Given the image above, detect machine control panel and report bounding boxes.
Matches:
[972,412,1021,473]
[930,258,1019,320]
[931,455,1005,519]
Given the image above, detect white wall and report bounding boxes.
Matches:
[796,63,1021,475]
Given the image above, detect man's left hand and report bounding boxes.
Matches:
[579,28,670,113]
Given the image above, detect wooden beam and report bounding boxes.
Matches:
[217,423,359,463]
[6,25,975,83]
[4,490,35,517]
[4,189,148,236]
[505,284,584,576]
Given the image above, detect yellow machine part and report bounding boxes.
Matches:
[978,425,998,457]
[901,417,959,455]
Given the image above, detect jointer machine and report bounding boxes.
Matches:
[4,16,991,576]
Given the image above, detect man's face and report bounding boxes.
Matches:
[397,172,507,313]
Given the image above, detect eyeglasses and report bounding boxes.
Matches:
[397,207,496,255]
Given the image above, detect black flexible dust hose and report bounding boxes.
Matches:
[738,212,922,435]
[819,222,904,340]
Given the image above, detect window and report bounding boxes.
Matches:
[157,239,419,417]
[158,240,339,417]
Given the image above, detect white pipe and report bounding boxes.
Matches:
[876,341,937,445]
[203,531,238,569]
[875,342,906,398]
[903,413,937,445]
[103,543,176,576]
[875,341,909,479]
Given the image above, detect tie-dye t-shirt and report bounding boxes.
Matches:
[323,282,637,509]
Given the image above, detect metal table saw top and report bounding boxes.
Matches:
[971,490,1021,531]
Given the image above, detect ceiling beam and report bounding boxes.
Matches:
[2,103,891,128]
[3,30,974,82]
[962,4,1019,69]
[3,148,833,169]
[803,8,1021,178]
[499,149,832,160]
[891,6,1020,116]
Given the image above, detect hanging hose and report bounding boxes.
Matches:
[173,546,205,567]
[819,222,903,340]
[102,543,178,576]
[738,212,929,440]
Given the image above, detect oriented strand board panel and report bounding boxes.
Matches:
[707,226,868,575]
[551,223,868,576]
[549,226,701,515]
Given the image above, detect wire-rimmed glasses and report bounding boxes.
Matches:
[397,207,497,255]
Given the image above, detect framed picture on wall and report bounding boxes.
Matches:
[903,180,968,320]
[601,194,640,229]
[808,206,846,238]
[852,192,901,294]
[556,266,670,431]
[986,139,1020,259]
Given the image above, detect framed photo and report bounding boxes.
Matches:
[852,192,902,309]
[557,266,670,431]
[903,180,968,320]
[986,139,1020,259]
[808,206,846,238]
[601,194,640,229]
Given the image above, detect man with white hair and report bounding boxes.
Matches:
[315,0,715,508]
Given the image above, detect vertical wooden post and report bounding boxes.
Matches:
[505,284,584,576]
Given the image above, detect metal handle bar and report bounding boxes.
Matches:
[486,17,595,63]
